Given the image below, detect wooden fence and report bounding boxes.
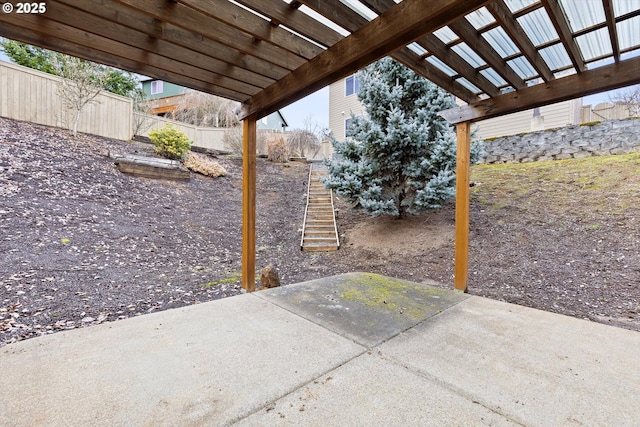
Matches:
[581,102,637,123]
[135,113,293,154]
[0,60,132,140]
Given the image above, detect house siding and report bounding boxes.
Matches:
[328,79,366,141]
[472,99,581,139]
[142,80,186,100]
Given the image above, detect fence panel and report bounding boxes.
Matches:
[0,60,132,140]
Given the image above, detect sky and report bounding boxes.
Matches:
[280,87,329,131]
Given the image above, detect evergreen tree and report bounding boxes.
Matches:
[324,57,481,218]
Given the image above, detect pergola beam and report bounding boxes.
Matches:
[177,0,323,60]
[37,1,276,90]
[239,0,489,119]
[58,0,289,81]
[115,0,307,71]
[439,55,640,124]
[0,22,251,102]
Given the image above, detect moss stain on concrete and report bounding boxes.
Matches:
[338,273,445,320]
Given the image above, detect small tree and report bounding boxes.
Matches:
[286,115,326,158]
[131,89,153,137]
[324,57,481,219]
[54,56,109,136]
[2,39,145,136]
[287,129,320,158]
[609,85,640,117]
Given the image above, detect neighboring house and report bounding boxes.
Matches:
[328,74,584,141]
[141,79,288,131]
[257,110,288,131]
[141,79,188,115]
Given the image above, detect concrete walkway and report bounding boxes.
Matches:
[1,273,638,426]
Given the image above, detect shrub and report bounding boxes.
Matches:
[182,152,227,177]
[149,124,192,159]
[266,137,289,163]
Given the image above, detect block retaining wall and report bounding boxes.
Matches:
[481,118,640,164]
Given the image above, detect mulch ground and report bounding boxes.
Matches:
[1,117,638,346]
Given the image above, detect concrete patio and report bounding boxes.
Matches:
[1,272,638,426]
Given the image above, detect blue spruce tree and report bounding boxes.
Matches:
[324,57,480,219]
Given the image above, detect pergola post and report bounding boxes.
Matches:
[242,115,257,292]
[454,121,471,292]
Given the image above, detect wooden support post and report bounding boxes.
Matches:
[242,115,257,292]
[454,121,471,292]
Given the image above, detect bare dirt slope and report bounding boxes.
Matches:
[1,117,638,345]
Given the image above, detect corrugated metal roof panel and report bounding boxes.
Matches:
[407,42,428,56]
[482,27,519,57]
[617,15,640,51]
[559,0,605,32]
[517,8,558,46]
[340,0,377,21]
[508,56,538,79]
[576,27,612,60]
[456,77,482,94]
[433,26,459,44]
[620,48,640,60]
[465,7,495,29]
[451,42,486,67]
[613,0,640,17]
[426,56,457,77]
[586,56,615,70]
[504,0,539,13]
[539,43,573,70]
[480,68,508,87]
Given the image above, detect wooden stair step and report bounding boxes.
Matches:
[302,244,339,252]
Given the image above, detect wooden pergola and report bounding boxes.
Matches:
[2,0,638,292]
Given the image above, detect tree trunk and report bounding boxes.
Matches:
[397,188,406,219]
[73,109,81,137]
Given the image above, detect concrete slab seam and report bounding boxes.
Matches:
[374,347,528,427]
[224,349,370,426]
[249,292,367,347]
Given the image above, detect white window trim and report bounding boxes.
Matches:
[345,75,360,97]
[150,80,163,95]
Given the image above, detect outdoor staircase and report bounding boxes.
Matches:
[301,164,340,252]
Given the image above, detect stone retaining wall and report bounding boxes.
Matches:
[481,118,640,163]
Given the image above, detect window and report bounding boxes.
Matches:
[345,118,353,137]
[150,80,163,95]
[345,75,360,96]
